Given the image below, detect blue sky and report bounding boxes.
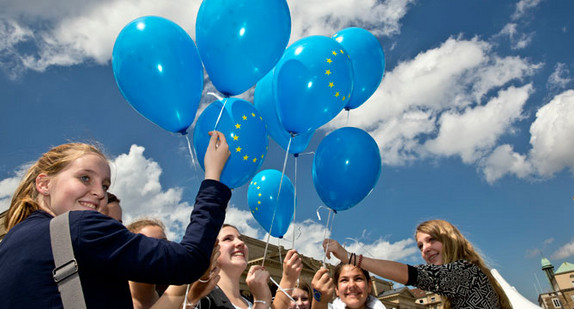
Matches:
[1,0,573,303]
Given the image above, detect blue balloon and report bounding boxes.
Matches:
[194,98,268,188]
[254,70,314,154]
[248,169,295,238]
[196,0,291,96]
[274,36,354,135]
[333,28,385,110]
[312,127,381,211]
[112,16,203,134]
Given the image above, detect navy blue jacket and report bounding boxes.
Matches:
[0,179,231,308]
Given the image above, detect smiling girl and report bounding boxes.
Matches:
[323,220,511,309]
[0,131,231,308]
[197,224,272,309]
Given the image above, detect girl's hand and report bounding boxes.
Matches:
[322,239,348,263]
[204,131,230,181]
[246,266,272,305]
[311,268,335,304]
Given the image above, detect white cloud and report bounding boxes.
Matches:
[0,0,413,77]
[425,84,533,163]
[528,90,574,177]
[329,37,537,168]
[481,144,533,183]
[287,0,414,40]
[512,0,544,21]
[480,89,574,182]
[551,239,574,260]
[547,63,572,91]
[497,23,533,50]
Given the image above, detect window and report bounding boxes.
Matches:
[570,294,574,302]
[419,300,424,303]
[552,298,561,308]
[431,297,435,301]
[570,274,574,287]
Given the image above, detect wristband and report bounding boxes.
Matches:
[254,300,270,309]
[312,288,322,302]
[357,254,363,269]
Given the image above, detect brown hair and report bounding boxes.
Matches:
[415,219,511,309]
[333,262,372,287]
[6,143,107,230]
[107,192,120,204]
[127,218,165,234]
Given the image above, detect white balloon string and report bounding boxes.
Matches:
[269,276,297,304]
[207,92,224,101]
[346,109,350,125]
[185,134,199,178]
[292,153,298,249]
[183,284,191,309]
[212,96,228,132]
[317,207,336,267]
[278,240,283,265]
[297,151,315,157]
[262,233,271,267]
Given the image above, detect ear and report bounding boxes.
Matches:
[335,285,340,297]
[367,280,372,294]
[36,174,50,196]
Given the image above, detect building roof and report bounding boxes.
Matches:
[410,288,428,298]
[541,257,552,268]
[555,262,574,274]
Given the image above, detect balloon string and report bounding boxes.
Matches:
[346,109,350,125]
[185,134,199,176]
[183,284,191,309]
[210,94,227,132]
[262,137,292,267]
[278,239,283,265]
[269,276,297,305]
[292,154,298,249]
[262,233,271,267]
[316,206,336,267]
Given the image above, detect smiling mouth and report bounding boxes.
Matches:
[79,201,97,209]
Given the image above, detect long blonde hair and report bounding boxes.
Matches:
[415,220,511,309]
[5,143,107,230]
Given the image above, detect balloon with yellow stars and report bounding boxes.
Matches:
[194,98,268,188]
[273,35,354,135]
[248,169,295,238]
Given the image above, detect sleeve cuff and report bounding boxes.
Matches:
[406,264,418,286]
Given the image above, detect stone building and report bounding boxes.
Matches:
[538,257,574,308]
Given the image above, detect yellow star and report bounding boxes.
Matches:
[325,69,331,75]
[329,82,334,88]
[233,135,239,141]
[261,154,264,159]
[257,186,260,190]
[253,182,257,185]
[236,147,242,152]
[340,49,345,54]
[251,113,256,117]
[257,201,261,205]
[260,116,263,121]
[332,51,337,56]
[327,58,332,63]
[235,123,241,129]
[243,155,249,160]
[253,158,257,163]
[335,92,340,97]
[342,96,346,101]
[258,193,262,197]
[242,115,247,120]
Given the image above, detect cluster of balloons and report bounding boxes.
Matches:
[111,0,385,239]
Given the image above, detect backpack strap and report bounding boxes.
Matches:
[50,211,87,309]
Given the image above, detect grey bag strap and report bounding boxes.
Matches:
[50,211,87,309]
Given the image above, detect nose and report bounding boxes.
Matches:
[91,184,106,200]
